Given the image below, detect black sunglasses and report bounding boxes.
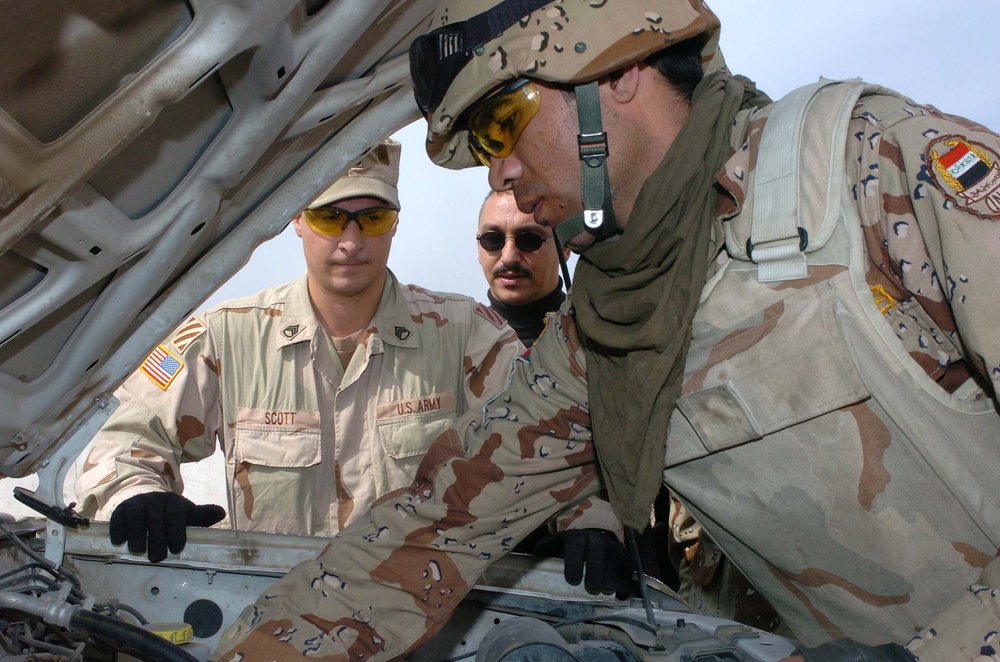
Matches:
[409,0,551,116]
[477,230,553,253]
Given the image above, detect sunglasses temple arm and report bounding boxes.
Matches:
[553,233,572,290]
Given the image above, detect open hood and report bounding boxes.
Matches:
[0,0,434,480]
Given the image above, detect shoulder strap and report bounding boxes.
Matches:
[742,78,868,283]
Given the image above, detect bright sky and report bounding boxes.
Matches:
[207,0,1000,308]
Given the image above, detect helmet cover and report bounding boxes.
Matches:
[418,0,724,169]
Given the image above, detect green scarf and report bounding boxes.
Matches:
[572,72,770,529]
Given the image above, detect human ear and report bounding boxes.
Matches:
[605,64,640,103]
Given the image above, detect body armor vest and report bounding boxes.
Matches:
[662,80,1000,646]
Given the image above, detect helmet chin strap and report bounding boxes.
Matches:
[554,81,621,249]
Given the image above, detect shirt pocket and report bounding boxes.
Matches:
[376,392,457,460]
[233,408,321,467]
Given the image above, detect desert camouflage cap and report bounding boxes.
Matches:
[415,0,724,170]
[309,138,402,210]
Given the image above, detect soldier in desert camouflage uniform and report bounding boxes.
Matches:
[76,139,523,559]
[212,1,1000,661]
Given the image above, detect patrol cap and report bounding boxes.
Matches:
[410,0,724,170]
[308,138,402,210]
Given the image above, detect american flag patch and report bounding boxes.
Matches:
[170,316,206,352]
[140,344,184,390]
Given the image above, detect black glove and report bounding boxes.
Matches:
[795,639,916,662]
[533,529,633,599]
[109,492,226,563]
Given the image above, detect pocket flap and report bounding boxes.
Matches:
[667,283,870,464]
[233,408,321,468]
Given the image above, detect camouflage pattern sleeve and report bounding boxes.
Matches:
[462,302,526,412]
[906,558,1000,660]
[869,103,1000,396]
[75,315,223,519]
[869,106,1000,658]
[211,311,602,661]
[554,495,624,543]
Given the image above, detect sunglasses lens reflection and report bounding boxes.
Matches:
[466,79,540,165]
[304,207,398,237]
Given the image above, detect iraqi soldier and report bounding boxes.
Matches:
[213,1,1000,660]
[477,189,569,347]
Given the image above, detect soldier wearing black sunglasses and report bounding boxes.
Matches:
[476,190,568,347]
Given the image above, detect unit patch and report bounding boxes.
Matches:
[927,135,1000,219]
[474,302,507,330]
[170,316,206,352]
[140,344,184,390]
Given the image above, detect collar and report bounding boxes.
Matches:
[713,106,760,222]
[487,280,565,322]
[274,275,322,349]
[487,281,566,346]
[274,271,420,351]
[367,270,421,350]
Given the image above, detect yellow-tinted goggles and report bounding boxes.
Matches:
[466,79,540,166]
[302,206,398,237]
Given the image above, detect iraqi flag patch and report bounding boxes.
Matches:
[140,344,184,390]
[928,135,1000,220]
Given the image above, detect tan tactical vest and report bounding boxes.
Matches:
[661,80,1000,647]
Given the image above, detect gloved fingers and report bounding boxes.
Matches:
[108,500,132,547]
[613,546,634,599]
[145,494,169,563]
[562,533,586,587]
[163,492,190,556]
[123,498,151,557]
[186,503,227,528]
[531,533,565,559]
[582,533,609,595]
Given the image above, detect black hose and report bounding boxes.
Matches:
[68,610,200,662]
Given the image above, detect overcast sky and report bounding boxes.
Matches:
[207,0,1000,308]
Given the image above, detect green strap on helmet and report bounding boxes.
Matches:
[555,81,621,248]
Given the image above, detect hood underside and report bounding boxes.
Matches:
[0,0,437,478]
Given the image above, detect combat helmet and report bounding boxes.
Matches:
[409,0,723,244]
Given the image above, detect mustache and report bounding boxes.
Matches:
[492,263,532,278]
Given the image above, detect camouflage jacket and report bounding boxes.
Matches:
[76,272,522,536]
[212,84,1000,661]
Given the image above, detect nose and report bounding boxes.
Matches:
[487,153,522,192]
[336,220,364,255]
[499,236,523,266]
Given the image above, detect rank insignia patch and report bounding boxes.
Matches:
[927,135,1000,219]
[140,344,184,390]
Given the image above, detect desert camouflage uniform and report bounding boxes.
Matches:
[76,272,522,536]
[212,85,1000,662]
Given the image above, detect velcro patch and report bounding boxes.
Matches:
[170,316,207,352]
[474,302,507,330]
[140,344,184,390]
[927,135,1000,220]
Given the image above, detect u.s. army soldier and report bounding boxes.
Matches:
[76,139,522,558]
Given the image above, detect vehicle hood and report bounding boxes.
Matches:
[0,0,435,478]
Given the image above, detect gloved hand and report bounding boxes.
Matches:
[109,492,226,563]
[533,529,633,599]
[787,638,916,662]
